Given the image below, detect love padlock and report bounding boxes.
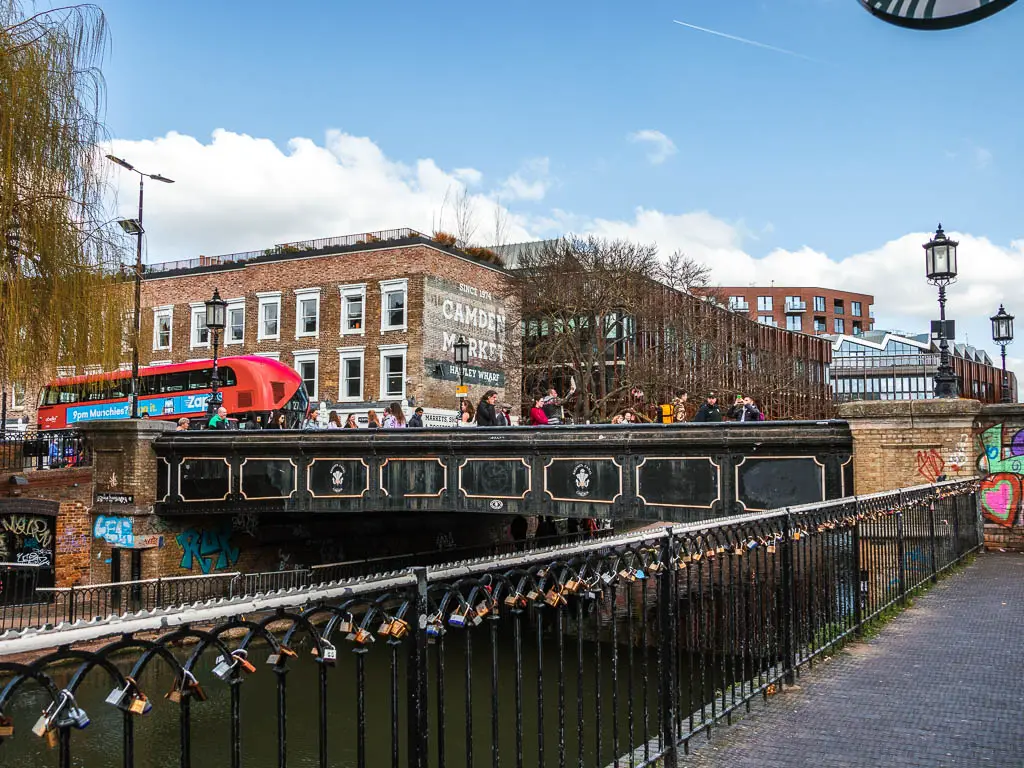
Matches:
[388,617,410,638]
[0,714,13,738]
[128,694,149,716]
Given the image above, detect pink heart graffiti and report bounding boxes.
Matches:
[981,474,1019,527]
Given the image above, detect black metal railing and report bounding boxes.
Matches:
[0,479,980,768]
[0,531,614,634]
[0,429,89,473]
[144,228,424,274]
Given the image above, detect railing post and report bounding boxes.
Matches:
[852,499,864,638]
[67,585,75,624]
[155,577,162,608]
[896,506,907,606]
[406,566,429,768]
[657,538,678,763]
[781,511,797,685]
[928,493,938,584]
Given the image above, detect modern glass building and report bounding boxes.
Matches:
[827,330,1016,403]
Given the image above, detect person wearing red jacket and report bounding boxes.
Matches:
[528,394,549,425]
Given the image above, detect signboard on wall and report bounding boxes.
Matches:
[423,276,509,389]
[859,0,1016,29]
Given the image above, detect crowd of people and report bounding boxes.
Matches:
[195,387,766,431]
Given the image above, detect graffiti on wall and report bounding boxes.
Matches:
[176,525,239,573]
[915,449,944,483]
[978,424,1024,529]
[0,515,54,567]
[93,515,134,547]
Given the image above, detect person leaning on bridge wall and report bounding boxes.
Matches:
[692,392,724,423]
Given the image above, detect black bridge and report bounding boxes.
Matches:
[153,421,853,522]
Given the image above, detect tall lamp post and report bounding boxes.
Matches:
[205,289,227,415]
[923,224,959,399]
[990,304,1014,403]
[106,155,175,419]
[453,334,470,394]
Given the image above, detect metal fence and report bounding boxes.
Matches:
[0,530,615,634]
[0,479,981,768]
[0,430,88,473]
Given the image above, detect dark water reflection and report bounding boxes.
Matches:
[1,613,696,768]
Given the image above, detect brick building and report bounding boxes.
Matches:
[137,228,518,418]
[708,286,876,336]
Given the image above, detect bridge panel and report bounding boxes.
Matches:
[153,421,853,522]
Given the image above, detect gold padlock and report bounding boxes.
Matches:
[564,578,580,593]
[544,588,564,607]
[389,617,410,638]
[377,619,394,636]
[46,727,58,749]
[0,715,13,738]
[525,589,540,601]
[503,592,521,608]
[475,601,490,619]
[354,627,374,645]
[165,686,182,704]
[129,694,148,715]
[339,616,354,634]
[647,562,663,573]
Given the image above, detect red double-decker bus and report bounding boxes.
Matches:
[37,356,309,429]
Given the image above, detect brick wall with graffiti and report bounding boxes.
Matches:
[975,405,1024,552]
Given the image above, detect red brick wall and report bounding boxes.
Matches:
[139,242,520,413]
[711,286,875,335]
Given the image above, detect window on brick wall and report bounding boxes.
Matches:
[189,303,209,348]
[292,350,319,400]
[380,279,408,332]
[11,382,25,409]
[295,288,320,338]
[757,296,773,312]
[813,296,826,312]
[379,344,407,399]
[338,346,365,401]
[226,299,245,344]
[340,284,366,335]
[152,306,172,350]
[257,291,281,341]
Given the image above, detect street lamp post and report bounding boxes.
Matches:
[923,224,959,399]
[106,155,174,419]
[205,289,227,415]
[990,304,1014,403]
[453,334,470,391]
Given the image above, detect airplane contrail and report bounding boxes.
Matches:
[672,19,820,63]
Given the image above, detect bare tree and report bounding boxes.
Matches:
[452,188,477,248]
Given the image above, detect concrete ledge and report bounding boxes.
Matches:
[77,419,177,438]
[838,399,984,420]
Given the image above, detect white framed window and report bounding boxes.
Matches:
[340,284,366,336]
[226,298,245,345]
[257,291,281,341]
[152,305,173,351]
[757,296,773,312]
[379,279,408,333]
[379,343,407,400]
[189,302,210,348]
[292,349,320,401]
[337,346,365,401]
[295,288,321,338]
[834,318,845,334]
[254,352,281,361]
[786,315,803,332]
[11,382,25,409]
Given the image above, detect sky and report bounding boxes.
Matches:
[95,0,1024,371]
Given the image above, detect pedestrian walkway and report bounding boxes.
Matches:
[676,552,1024,768]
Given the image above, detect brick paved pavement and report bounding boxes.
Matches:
[675,552,1024,768]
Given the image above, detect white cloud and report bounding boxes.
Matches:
[627,129,678,165]
[107,129,533,263]
[500,157,552,202]
[972,145,993,170]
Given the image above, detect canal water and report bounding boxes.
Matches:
[0,616,708,767]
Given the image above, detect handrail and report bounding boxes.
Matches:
[36,571,243,592]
